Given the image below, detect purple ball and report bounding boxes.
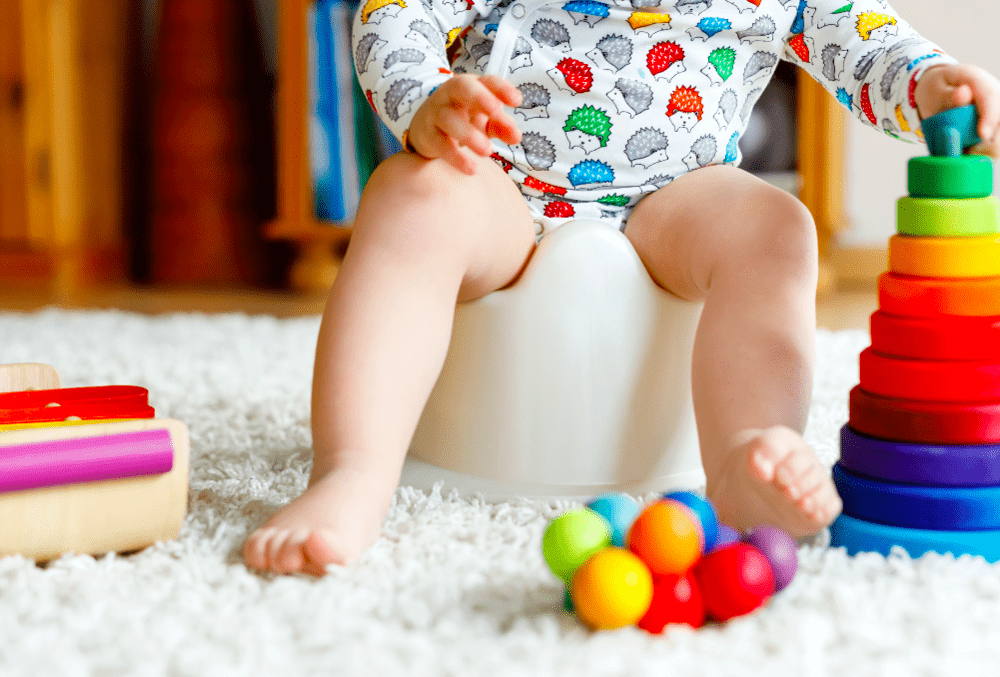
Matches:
[712,524,740,552]
[743,526,798,592]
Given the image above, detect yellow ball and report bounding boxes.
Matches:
[570,547,654,631]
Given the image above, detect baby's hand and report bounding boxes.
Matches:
[914,64,1000,157]
[407,74,522,175]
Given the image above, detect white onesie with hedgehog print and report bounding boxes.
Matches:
[353,0,955,237]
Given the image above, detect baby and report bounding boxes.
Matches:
[245,0,1000,575]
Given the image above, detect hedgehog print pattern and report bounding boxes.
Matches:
[353,0,958,233]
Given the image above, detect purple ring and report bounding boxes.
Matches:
[840,425,1000,487]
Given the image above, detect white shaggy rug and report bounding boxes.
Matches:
[1,308,999,676]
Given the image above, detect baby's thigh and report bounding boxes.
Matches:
[624,166,815,301]
[354,152,538,301]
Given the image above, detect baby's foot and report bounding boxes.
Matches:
[707,425,842,538]
[243,465,397,575]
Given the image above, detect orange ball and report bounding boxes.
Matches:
[627,499,704,576]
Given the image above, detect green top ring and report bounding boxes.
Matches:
[897,196,999,237]
[909,155,993,199]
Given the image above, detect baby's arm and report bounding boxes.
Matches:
[783,0,959,144]
[913,64,1000,157]
[353,0,522,173]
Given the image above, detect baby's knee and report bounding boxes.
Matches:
[741,187,818,278]
[364,152,461,208]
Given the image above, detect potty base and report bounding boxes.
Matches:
[400,456,707,501]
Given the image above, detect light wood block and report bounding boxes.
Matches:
[0,418,190,561]
[0,362,62,393]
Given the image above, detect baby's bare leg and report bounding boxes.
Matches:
[625,165,841,537]
[244,153,536,574]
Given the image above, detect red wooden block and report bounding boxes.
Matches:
[0,386,155,424]
[859,348,1000,402]
[870,311,1000,361]
[849,385,1000,445]
[879,272,1000,317]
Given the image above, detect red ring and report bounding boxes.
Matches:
[870,311,1000,361]
[859,348,1000,401]
[849,385,1000,444]
[879,272,1000,317]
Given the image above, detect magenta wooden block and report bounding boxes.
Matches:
[0,429,175,492]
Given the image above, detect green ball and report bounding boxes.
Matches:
[542,509,611,583]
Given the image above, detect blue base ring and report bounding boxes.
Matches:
[829,514,1000,563]
[839,425,1000,487]
[833,463,1000,530]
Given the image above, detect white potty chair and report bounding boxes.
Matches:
[402,220,706,499]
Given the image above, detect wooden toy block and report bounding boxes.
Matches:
[849,386,1000,445]
[0,363,61,394]
[838,425,1000,488]
[878,272,1000,317]
[921,104,981,157]
[0,386,155,424]
[0,419,190,561]
[908,155,993,200]
[869,311,1000,361]
[859,348,1000,402]
[830,513,1000,563]
[888,234,1000,278]
[896,196,998,237]
[833,463,1000,531]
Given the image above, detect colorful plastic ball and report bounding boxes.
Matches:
[743,526,798,592]
[712,524,740,552]
[664,491,718,552]
[543,509,612,583]
[627,499,704,576]
[693,543,775,622]
[571,547,654,631]
[587,493,640,548]
[637,571,705,633]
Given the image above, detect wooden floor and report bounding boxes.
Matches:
[0,279,879,331]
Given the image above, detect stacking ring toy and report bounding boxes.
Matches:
[829,513,1000,563]
[878,272,1000,317]
[896,196,998,237]
[888,234,1000,278]
[849,386,1000,445]
[833,463,1000,531]
[859,348,1000,402]
[839,425,1000,487]
[869,311,1000,361]
[908,155,993,199]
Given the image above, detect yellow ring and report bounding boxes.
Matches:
[889,234,1000,278]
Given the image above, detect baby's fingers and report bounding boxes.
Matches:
[440,135,481,175]
[436,107,492,156]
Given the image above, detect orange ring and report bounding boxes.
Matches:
[889,234,1000,278]
[878,272,1000,317]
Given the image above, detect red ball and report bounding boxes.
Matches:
[693,543,775,621]
[637,571,705,633]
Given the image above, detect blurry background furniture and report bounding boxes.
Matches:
[0,0,131,295]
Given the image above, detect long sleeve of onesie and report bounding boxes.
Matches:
[781,0,957,144]
[352,0,491,143]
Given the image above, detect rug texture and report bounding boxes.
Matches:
[1,309,998,676]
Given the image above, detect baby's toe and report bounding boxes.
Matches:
[265,530,295,573]
[796,475,841,525]
[275,529,310,574]
[244,528,275,571]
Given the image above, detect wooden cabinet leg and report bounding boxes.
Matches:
[288,238,340,293]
